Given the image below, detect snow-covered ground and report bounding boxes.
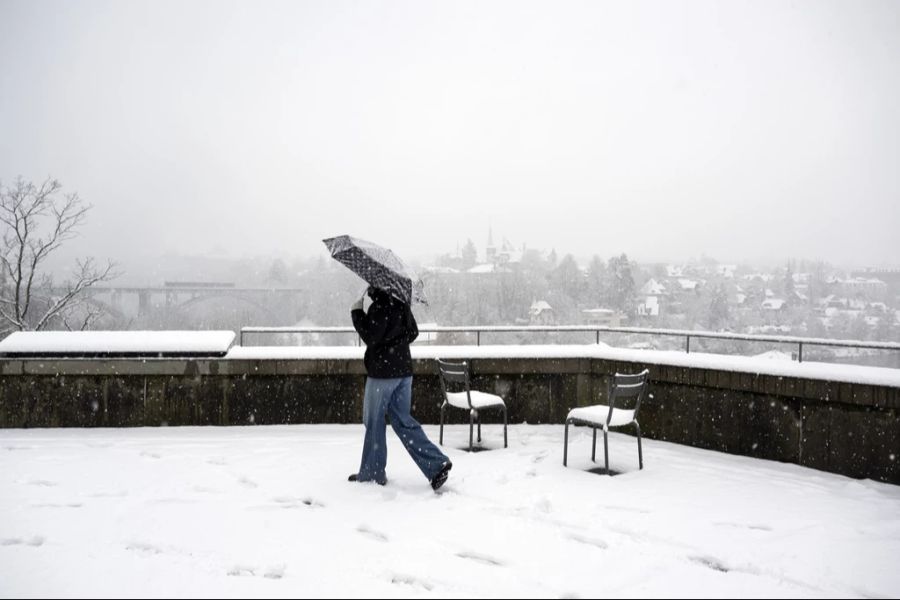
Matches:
[1,425,898,598]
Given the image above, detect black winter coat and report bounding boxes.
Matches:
[351,289,419,378]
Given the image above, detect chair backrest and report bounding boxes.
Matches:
[606,369,650,423]
[436,359,473,408]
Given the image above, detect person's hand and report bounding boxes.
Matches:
[350,290,365,311]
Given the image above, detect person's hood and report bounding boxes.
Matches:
[368,286,407,306]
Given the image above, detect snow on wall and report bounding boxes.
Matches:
[0,331,236,355]
[225,344,900,388]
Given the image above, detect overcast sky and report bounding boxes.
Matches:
[1,0,898,272]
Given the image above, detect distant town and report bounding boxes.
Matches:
[423,231,899,347]
[34,230,898,368]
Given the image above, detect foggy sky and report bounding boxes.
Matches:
[1,0,898,272]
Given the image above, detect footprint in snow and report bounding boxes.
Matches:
[273,496,325,509]
[27,480,58,487]
[356,525,389,542]
[390,573,434,591]
[455,551,506,567]
[689,555,730,573]
[227,564,286,579]
[567,533,608,550]
[0,536,44,547]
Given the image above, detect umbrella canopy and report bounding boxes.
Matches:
[322,235,427,305]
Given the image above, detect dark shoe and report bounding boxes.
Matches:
[349,473,387,486]
[431,461,452,491]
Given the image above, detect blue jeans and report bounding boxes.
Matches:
[357,376,449,484]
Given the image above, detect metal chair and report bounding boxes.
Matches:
[436,359,508,451]
[563,369,649,473]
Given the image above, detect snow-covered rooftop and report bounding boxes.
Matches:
[1,425,897,597]
[529,301,553,314]
[640,278,666,295]
[761,298,786,310]
[423,266,460,274]
[467,263,511,274]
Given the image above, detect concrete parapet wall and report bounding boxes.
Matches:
[1,353,897,484]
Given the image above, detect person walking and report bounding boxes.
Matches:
[348,286,452,490]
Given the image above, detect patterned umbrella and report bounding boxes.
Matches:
[322,235,427,305]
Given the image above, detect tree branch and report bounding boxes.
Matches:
[0,304,25,330]
[35,259,116,331]
[0,178,113,331]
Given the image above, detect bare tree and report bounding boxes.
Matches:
[0,177,117,333]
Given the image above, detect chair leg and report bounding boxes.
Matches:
[635,421,643,470]
[477,412,482,443]
[502,406,508,448]
[563,420,570,466]
[439,403,445,446]
[469,410,474,452]
[603,429,610,475]
[591,428,597,462]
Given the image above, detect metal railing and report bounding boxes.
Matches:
[239,325,900,363]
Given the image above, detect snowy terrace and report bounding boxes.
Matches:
[1,330,899,485]
[0,332,899,596]
[2,425,899,598]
